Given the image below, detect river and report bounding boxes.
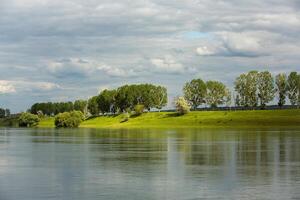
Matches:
[0,128,300,200]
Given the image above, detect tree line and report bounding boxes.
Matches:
[183,71,300,110]
[28,71,300,118]
[0,108,10,118]
[30,84,167,116]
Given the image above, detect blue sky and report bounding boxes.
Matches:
[1,0,300,112]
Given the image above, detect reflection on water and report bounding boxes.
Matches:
[0,128,300,200]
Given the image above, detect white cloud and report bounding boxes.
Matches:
[0,80,60,93]
[151,55,184,73]
[196,46,216,56]
[221,32,263,55]
[0,80,16,94]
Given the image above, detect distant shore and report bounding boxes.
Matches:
[34,109,300,129]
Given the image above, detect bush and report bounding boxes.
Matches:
[55,111,84,128]
[19,112,40,127]
[134,104,144,116]
[175,97,191,115]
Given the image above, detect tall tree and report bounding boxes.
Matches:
[206,81,227,108]
[257,71,275,109]
[235,71,259,108]
[98,89,117,114]
[87,96,99,116]
[5,109,10,117]
[0,108,5,118]
[287,72,299,106]
[183,79,207,110]
[152,86,168,111]
[275,73,288,108]
[74,100,87,113]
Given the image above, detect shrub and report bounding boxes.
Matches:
[134,104,144,116]
[19,112,40,127]
[175,97,191,115]
[55,111,84,128]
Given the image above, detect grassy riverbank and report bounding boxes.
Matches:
[37,109,300,129]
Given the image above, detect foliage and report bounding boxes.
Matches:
[206,81,227,108]
[115,84,167,113]
[98,89,117,114]
[74,100,87,113]
[287,72,300,106]
[257,71,275,109]
[0,108,5,118]
[151,86,168,111]
[275,73,288,107]
[54,111,84,128]
[234,71,259,107]
[18,112,40,127]
[134,104,145,116]
[183,79,207,110]
[87,96,99,116]
[175,97,190,115]
[31,102,74,115]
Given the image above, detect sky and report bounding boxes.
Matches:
[0,0,300,112]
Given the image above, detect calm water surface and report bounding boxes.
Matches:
[0,128,300,200]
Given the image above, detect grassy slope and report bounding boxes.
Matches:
[38,109,300,129]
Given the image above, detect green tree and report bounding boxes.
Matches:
[134,104,145,116]
[5,109,10,117]
[151,86,168,111]
[0,108,5,118]
[235,71,259,108]
[87,96,99,116]
[275,73,288,108]
[206,81,227,108]
[74,100,87,113]
[287,72,299,106]
[98,89,117,114]
[174,97,190,115]
[183,79,207,110]
[18,112,40,127]
[257,71,275,109]
[54,111,84,128]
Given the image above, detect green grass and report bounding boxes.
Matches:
[38,117,55,128]
[37,109,300,129]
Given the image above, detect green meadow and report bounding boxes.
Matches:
[37,109,300,129]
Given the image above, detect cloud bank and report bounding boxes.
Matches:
[0,0,300,111]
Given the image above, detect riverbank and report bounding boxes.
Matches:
[37,109,300,129]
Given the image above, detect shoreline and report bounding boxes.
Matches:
[36,109,300,129]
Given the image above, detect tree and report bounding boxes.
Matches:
[275,73,288,108]
[257,71,275,109]
[174,97,190,115]
[151,86,168,111]
[134,104,145,116]
[5,109,10,117]
[88,96,99,116]
[115,85,133,112]
[74,100,87,113]
[183,79,207,110]
[0,108,5,118]
[206,81,227,108]
[54,111,84,128]
[287,72,299,106]
[234,71,259,108]
[18,112,40,127]
[97,89,117,114]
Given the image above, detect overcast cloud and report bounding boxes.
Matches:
[0,0,300,112]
